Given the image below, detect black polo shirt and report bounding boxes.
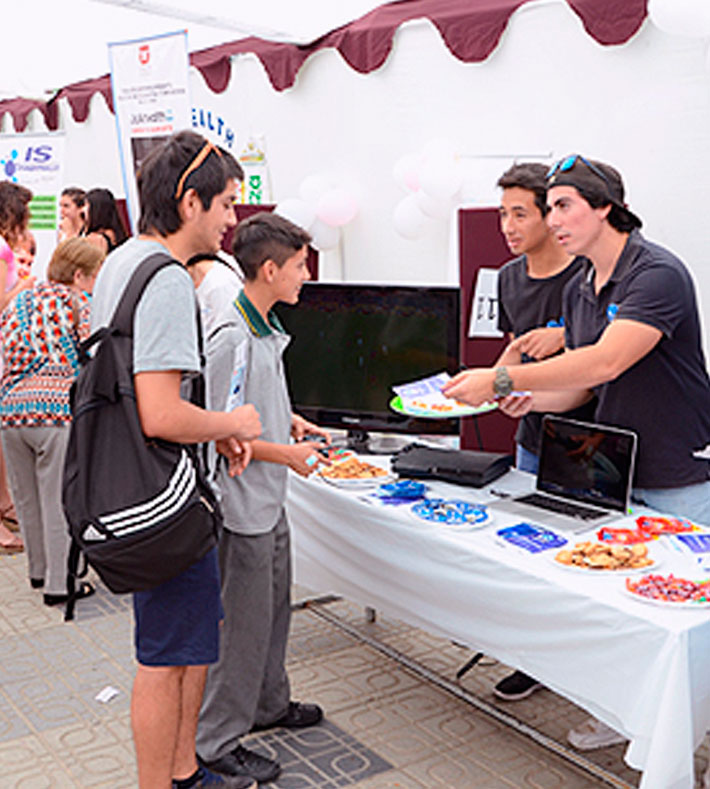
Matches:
[497,254,594,454]
[563,230,710,489]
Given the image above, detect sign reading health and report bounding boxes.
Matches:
[109,30,191,232]
[0,132,65,280]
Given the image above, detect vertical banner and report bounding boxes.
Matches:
[237,136,272,205]
[468,267,503,338]
[109,30,191,232]
[0,132,65,281]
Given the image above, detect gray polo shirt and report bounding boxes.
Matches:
[206,290,292,535]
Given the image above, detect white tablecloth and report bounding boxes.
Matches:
[287,463,710,789]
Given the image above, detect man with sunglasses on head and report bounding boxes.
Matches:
[444,155,710,749]
[90,131,262,789]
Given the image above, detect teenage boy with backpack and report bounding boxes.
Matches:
[89,131,262,789]
[196,212,330,784]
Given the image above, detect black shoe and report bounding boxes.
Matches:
[200,745,281,784]
[44,581,95,607]
[252,701,323,732]
[173,766,256,788]
[493,671,543,701]
[30,578,44,589]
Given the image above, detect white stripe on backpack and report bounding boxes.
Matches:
[98,450,196,536]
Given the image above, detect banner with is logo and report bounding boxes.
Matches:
[0,133,65,281]
[109,30,191,232]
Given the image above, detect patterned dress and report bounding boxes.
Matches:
[0,283,90,426]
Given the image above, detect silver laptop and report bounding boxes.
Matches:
[489,416,638,533]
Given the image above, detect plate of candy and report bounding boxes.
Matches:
[625,573,710,608]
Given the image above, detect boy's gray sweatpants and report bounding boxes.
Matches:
[197,510,291,761]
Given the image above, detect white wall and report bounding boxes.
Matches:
[11,1,710,341]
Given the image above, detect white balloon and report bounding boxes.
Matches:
[309,218,341,251]
[415,188,454,221]
[418,156,464,203]
[274,198,316,231]
[315,188,359,227]
[298,174,331,205]
[392,153,422,192]
[393,194,432,240]
[648,0,710,37]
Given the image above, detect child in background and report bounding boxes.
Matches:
[13,229,36,280]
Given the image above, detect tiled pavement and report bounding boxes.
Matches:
[1,549,709,788]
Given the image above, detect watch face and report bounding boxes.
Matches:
[494,367,512,396]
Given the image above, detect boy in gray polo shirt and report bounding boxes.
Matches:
[197,212,330,784]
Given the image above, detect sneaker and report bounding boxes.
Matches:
[252,701,323,732]
[567,717,626,750]
[200,745,281,784]
[173,766,256,789]
[493,671,543,701]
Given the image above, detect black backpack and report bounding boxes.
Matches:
[62,252,221,620]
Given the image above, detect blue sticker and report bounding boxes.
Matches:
[546,317,564,328]
[496,522,567,553]
[606,303,619,322]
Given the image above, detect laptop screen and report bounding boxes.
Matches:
[536,416,637,512]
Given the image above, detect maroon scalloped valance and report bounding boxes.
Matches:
[0,0,647,131]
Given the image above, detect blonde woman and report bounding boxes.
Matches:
[0,238,103,603]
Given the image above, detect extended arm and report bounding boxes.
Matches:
[248,414,333,477]
[443,319,662,406]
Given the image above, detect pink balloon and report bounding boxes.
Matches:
[315,188,358,227]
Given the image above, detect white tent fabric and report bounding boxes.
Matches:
[1,0,388,98]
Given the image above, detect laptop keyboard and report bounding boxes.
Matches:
[517,493,609,520]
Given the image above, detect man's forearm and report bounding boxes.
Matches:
[138,397,248,443]
[509,344,616,392]
[530,388,594,413]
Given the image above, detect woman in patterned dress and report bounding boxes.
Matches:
[0,238,103,604]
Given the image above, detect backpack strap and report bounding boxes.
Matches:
[110,251,180,336]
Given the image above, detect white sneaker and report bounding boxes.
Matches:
[567,717,626,750]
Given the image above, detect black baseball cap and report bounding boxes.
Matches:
[546,155,642,229]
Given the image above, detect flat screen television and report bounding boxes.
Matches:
[275,283,461,450]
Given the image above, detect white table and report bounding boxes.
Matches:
[287,463,710,789]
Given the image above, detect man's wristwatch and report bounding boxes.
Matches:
[493,366,513,397]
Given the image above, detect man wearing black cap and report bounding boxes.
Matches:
[444,155,710,747]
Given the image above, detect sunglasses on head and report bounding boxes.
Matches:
[546,154,612,190]
[174,141,223,200]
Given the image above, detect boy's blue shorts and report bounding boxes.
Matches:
[133,547,224,667]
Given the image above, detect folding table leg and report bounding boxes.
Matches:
[456,651,484,679]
